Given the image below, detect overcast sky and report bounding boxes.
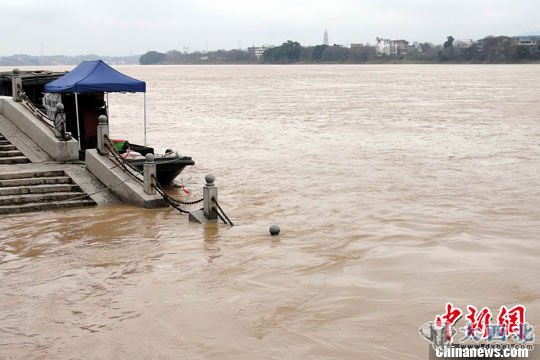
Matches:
[2,0,539,56]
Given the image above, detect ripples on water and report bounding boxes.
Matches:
[1,65,539,359]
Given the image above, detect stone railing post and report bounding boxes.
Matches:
[12,68,22,102]
[144,153,156,195]
[53,103,69,139]
[203,174,218,220]
[96,115,109,155]
[189,174,220,224]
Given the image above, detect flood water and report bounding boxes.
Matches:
[1,65,539,359]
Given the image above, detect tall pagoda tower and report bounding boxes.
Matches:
[323,29,329,45]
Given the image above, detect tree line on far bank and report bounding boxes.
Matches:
[140,35,540,65]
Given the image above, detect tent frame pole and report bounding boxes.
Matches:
[144,92,147,146]
[74,93,81,151]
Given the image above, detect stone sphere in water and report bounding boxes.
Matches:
[269,225,280,236]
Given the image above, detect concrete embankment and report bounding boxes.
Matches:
[0,96,78,162]
[86,149,166,208]
[0,96,119,213]
[0,95,167,213]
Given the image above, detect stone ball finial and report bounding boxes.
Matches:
[98,115,108,125]
[205,174,215,186]
[56,103,64,111]
[269,225,281,236]
[12,68,20,75]
[145,153,155,163]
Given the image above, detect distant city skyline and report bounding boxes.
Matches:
[1,0,539,56]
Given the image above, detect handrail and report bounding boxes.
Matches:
[18,89,55,130]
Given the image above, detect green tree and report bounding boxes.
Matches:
[440,36,456,60]
[443,36,455,49]
[516,45,531,60]
[349,46,375,62]
[263,40,302,63]
[419,43,432,53]
[139,51,167,65]
[482,36,517,63]
[312,45,328,61]
[321,46,349,62]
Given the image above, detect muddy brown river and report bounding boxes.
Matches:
[1,64,539,359]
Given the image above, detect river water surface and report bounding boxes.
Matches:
[1,65,539,359]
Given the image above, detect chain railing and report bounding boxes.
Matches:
[155,179,204,206]
[104,135,144,183]
[213,196,234,226]
[18,90,55,130]
[18,89,71,139]
[104,135,204,214]
[151,175,203,214]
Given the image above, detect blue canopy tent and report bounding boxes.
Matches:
[45,60,148,148]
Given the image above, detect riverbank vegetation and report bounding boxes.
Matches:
[140,35,540,65]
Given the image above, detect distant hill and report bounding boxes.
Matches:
[0,54,140,66]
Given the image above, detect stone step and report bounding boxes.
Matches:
[0,136,6,141]
[0,150,24,158]
[0,156,30,165]
[0,170,65,181]
[0,145,17,151]
[0,140,11,146]
[0,184,81,196]
[0,191,88,206]
[0,176,72,188]
[0,199,96,215]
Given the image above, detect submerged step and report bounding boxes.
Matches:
[0,191,88,206]
[0,184,81,196]
[0,156,30,165]
[0,150,24,158]
[0,176,72,188]
[0,170,65,181]
[0,199,96,215]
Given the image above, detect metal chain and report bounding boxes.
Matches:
[151,177,191,213]
[216,210,228,225]
[159,194,191,213]
[212,196,234,226]
[104,136,144,183]
[18,90,55,129]
[154,180,203,205]
[103,135,202,215]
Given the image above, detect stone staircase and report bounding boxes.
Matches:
[0,133,30,164]
[0,170,96,214]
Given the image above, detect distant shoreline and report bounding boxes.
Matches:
[139,60,540,65]
[3,35,540,67]
[2,62,540,68]
[140,36,540,66]
[2,57,540,67]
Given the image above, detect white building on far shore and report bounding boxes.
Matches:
[247,45,274,59]
[375,37,409,56]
